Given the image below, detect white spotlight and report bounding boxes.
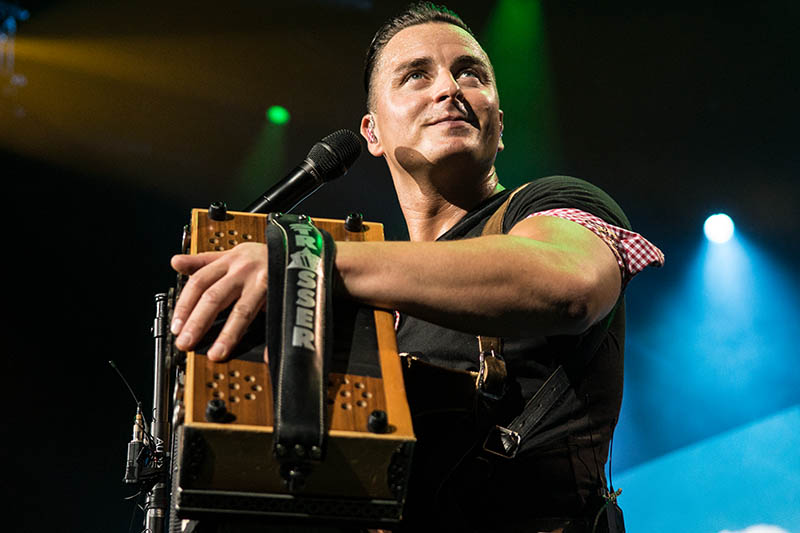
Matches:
[704,213,735,244]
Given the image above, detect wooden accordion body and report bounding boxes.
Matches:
[170,209,415,527]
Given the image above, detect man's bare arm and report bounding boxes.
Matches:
[336,215,621,337]
[170,215,620,360]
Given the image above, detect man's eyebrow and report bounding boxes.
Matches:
[393,57,434,76]
[452,54,492,73]
[453,54,487,66]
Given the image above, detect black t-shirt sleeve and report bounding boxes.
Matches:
[502,175,631,233]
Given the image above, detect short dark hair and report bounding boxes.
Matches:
[363,2,474,111]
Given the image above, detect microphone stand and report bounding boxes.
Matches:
[144,293,171,533]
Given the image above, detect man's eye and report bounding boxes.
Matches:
[406,71,425,82]
[458,69,480,80]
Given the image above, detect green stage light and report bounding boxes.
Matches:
[266,105,290,125]
[483,0,560,182]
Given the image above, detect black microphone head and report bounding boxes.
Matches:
[306,129,362,183]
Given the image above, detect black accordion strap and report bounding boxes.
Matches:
[265,213,335,489]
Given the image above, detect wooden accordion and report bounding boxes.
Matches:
[170,208,415,527]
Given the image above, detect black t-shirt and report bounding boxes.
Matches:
[397,175,630,530]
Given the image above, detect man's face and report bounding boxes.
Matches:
[363,22,503,176]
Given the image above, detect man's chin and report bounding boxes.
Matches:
[428,151,496,184]
[430,142,495,168]
[393,142,495,175]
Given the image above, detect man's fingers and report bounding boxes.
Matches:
[207,264,269,361]
[207,283,267,361]
[171,251,226,275]
[171,258,231,341]
[174,274,243,352]
[171,243,270,355]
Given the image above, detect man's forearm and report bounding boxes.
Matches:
[335,232,620,338]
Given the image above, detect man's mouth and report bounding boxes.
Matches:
[428,115,477,128]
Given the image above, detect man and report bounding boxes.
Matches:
[170,3,663,531]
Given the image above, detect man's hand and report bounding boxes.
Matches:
[170,242,269,361]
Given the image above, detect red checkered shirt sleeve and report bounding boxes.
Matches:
[527,208,665,284]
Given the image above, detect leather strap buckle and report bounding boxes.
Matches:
[482,365,572,462]
[482,425,521,459]
[477,350,507,400]
[476,336,507,400]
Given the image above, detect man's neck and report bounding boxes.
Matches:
[391,166,504,242]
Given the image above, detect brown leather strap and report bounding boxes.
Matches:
[477,336,502,354]
[476,183,531,394]
[480,183,532,239]
[476,336,506,398]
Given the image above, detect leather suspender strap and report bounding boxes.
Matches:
[475,184,531,399]
[476,336,506,400]
[475,182,616,458]
[481,184,531,237]
[265,213,335,491]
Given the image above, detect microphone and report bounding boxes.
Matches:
[245,129,362,213]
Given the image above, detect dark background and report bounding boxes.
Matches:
[2,1,798,531]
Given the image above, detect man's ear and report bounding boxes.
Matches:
[497,109,505,153]
[360,114,384,157]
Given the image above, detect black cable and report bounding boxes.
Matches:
[607,420,616,493]
[109,360,142,408]
[128,492,141,533]
[109,359,158,448]
[591,500,611,533]
[584,394,606,487]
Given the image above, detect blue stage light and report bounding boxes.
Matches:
[704,213,735,243]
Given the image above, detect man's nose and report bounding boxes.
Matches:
[433,70,462,102]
